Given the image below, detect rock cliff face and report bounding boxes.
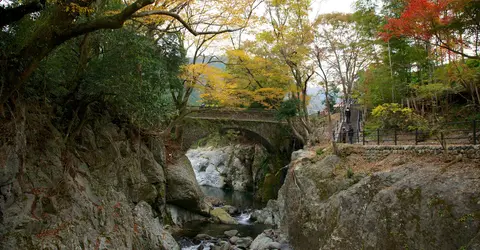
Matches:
[259,146,480,250]
[186,144,280,201]
[0,112,204,249]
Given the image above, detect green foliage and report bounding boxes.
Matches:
[316,148,324,156]
[27,27,185,130]
[276,99,299,120]
[371,103,428,131]
[224,130,241,142]
[194,130,240,148]
[321,84,339,112]
[346,168,354,179]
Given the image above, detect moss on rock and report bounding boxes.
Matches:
[210,208,238,224]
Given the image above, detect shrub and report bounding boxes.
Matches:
[276,99,299,120]
[346,168,354,179]
[316,148,324,156]
[371,103,428,131]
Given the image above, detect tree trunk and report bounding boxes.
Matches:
[324,81,338,154]
[287,118,306,146]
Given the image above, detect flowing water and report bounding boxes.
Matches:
[200,185,266,210]
[176,186,269,250]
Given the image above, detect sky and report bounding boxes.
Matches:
[315,0,356,14]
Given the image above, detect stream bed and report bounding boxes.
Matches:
[175,186,269,250]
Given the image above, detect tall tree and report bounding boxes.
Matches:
[256,0,315,145]
[381,0,480,60]
[313,46,339,154]
[314,13,376,103]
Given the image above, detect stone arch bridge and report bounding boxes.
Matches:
[181,108,298,154]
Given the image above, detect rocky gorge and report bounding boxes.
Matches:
[2,104,480,250]
[0,105,289,250]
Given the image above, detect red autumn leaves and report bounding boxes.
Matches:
[380,0,470,41]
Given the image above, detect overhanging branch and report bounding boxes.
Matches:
[132,10,243,36]
[63,0,155,39]
[0,0,46,27]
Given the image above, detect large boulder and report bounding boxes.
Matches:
[133,201,180,250]
[164,155,205,212]
[166,204,208,226]
[279,150,480,250]
[0,113,179,250]
[210,208,238,224]
[187,146,230,188]
[251,233,274,250]
[251,200,281,226]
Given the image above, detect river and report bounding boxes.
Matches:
[175,186,269,250]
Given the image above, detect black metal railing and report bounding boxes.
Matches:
[334,120,479,146]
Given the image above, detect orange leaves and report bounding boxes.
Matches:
[251,88,286,109]
[381,0,469,41]
[181,57,287,109]
[181,64,229,88]
[35,223,68,238]
[181,63,239,105]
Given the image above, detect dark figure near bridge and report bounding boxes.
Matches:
[348,127,354,144]
[341,127,347,143]
[345,107,351,124]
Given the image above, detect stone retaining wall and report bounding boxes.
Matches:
[346,145,480,161]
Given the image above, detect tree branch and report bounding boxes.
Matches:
[132,10,244,36]
[0,0,46,27]
[62,0,155,40]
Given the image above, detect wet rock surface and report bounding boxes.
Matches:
[180,229,290,250]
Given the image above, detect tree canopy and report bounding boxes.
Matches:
[2,0,479,144]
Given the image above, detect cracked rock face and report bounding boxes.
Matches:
[0,116,182,249]
[278,151,480,250]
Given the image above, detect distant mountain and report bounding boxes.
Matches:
[187,56,227,69]
[307,85,325,114]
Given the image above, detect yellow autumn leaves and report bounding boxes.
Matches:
[180,49,292,109]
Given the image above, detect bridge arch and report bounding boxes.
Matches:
[181,117,295,155]
[219,127,274,153]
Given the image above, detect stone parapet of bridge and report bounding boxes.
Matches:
[181,115,294,154]
[186,107,279,122]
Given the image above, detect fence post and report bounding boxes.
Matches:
[474,120,477,145]
[415,129,418,145]
[394,128,397,145]
[377,129,380,145]
[362,130,365,145]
